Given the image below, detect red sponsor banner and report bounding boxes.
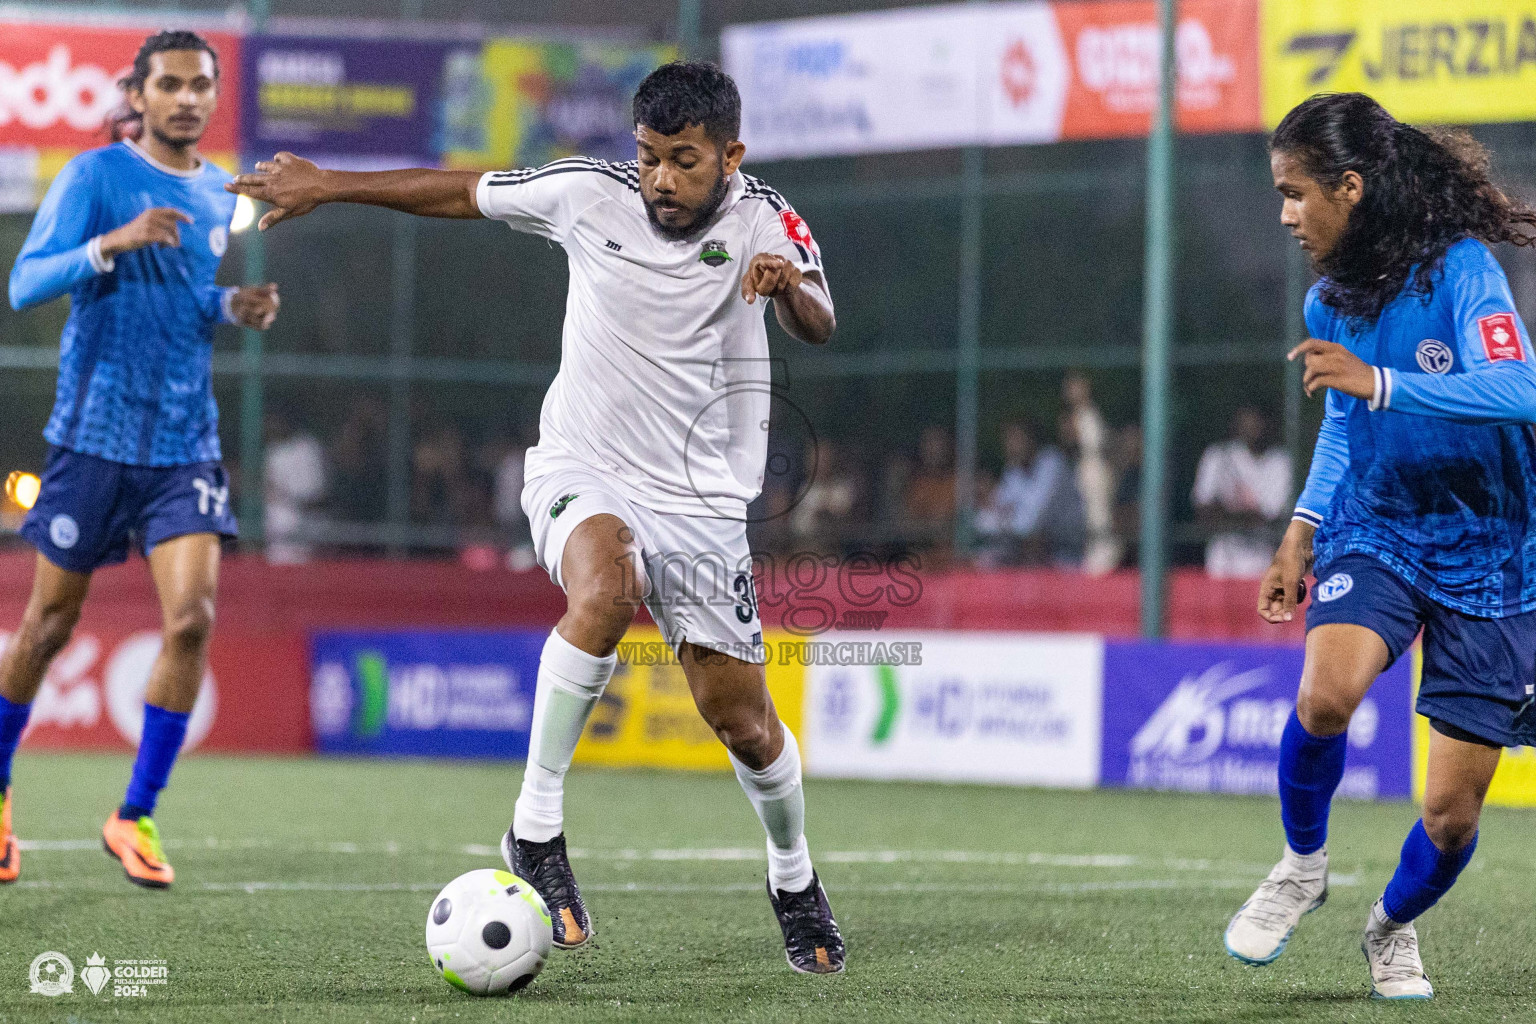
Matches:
[0,22,240,151]
[8,626,309,753]
[1053,0,1261,139]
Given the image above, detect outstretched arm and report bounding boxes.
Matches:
[226,152,483,230]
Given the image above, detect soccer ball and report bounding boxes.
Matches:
[425,869,553,996]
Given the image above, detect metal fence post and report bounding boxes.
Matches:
[1138,0,1177,638]
[238,0,271,547]
[954,146,984,556]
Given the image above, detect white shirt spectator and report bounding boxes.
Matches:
[265,431,327,564]
[1191,440,1292,578]
[977,447,1068,538]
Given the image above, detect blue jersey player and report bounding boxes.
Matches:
[1224,94,1536,999]
[0,32,279,889]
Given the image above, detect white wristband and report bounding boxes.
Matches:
[87,236,115,274]
[219,286,240,325]
[1367,366,1394,411]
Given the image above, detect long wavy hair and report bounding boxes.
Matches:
[105,30,220,142]
[1272,93,1536,324]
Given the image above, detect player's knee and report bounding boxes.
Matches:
[18,591,85,662]
[1422,794,1481,852]
[565,583,640,649]
[163,598,216,654]
[1295,684,1355,737]
[707,707,774,767]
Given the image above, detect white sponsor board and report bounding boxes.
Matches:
[722,5,990,160]
[804,631,1104,787]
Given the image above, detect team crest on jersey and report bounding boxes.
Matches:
[699,240,732,267]
[49,514,79,550]
[1317,573,1353,603]
[1415,338,1453,374]
[209,225,228,257]
[550,493,578,519]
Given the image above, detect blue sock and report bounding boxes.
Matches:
[1382,819,1476,924]
[0,692,31,792]
[120,704,190,819]
[1278,709,1348,855]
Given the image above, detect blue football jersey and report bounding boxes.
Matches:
[8,140,238,466]
[1295,238,1536,617]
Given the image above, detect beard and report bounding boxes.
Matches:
[644,167,730,241]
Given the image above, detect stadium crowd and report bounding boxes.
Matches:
[248,371,1293,576]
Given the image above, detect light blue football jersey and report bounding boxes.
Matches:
[1295,238,1536,616]
[9,140,237,466]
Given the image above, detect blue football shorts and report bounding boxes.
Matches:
[20,446,238,574]
[1307,552,1536,749]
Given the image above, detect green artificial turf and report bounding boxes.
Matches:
[2,753,1534,1023]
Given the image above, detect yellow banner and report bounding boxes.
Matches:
[1410,647,1536,807]
[1262,1,1536,127]
[572,629,805,772]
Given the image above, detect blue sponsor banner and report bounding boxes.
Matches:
[310,630,542,758]
[1100,641,1413,799]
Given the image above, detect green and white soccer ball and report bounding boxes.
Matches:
[426,869,553,996]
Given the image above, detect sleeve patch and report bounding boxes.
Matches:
[779,209,819,257]
[1478,312,1525,362]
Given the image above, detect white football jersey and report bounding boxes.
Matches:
[476,159,831,519]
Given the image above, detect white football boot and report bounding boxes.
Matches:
[1224,846,1328,965]
[1362,899,1434,1000]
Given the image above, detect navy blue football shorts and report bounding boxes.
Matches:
[20,446,238,574]
[1307,552,1536,749]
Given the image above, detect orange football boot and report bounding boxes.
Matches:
[102,813,173,889]
[0,788,17,884]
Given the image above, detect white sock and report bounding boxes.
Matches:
[730,728,814,893]
[1283,844,1327,874]
[513,629,616,843]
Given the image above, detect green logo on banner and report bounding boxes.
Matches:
[354,651,389,737]
[871,663,900,745]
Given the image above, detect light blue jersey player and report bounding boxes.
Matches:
[1224,94,1536,1000]
[0,32,278,889]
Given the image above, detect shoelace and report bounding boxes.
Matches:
[521,840,579,912]
[1243,875,1320,932]
[1367,928,1424,980]
[777,887,836,951]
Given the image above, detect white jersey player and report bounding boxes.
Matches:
[230,61,845,974]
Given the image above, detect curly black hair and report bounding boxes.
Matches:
[632,61,740,145]
[1272,93,1536,324]
[106,30,221,141]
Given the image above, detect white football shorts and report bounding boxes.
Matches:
[522,453,765,664]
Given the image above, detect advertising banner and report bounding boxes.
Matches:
[725,0,1262,160]
[572,628,805,771]
[243,35,450,165]
[722,5,987,161]
[443,40,676,170]
[310,629,539,758]
[0,20,241,210]
[1261,0,1536,128]
[802,632,1105,787]
[12,627,309,754]
[1101,641,1414,799]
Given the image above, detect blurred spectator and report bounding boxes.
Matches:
[1062,372,1119,574]
[1192,406,1292,578]
[1111,423,1143,565]
[263,409,327,564]
[791,438,859,552]
[976,420,1083,566]
[902,425,956,556]
[478,430,536,567]
[412,423,474,526]
[330,396,389,525]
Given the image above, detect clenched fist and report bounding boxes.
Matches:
[741,253,804,304]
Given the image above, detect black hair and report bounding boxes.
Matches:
[1272,92,1536,324]
[632,61,741,146]
[107,30,220,142]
